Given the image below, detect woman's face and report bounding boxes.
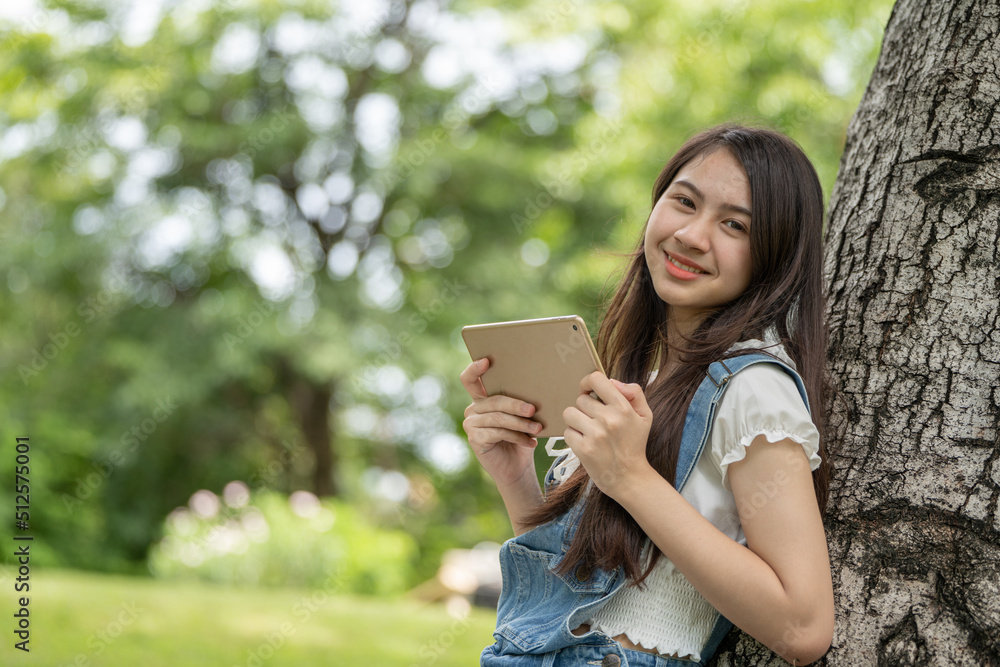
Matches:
[643,148,753,334]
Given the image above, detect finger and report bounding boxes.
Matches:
[562,405,590,437]
[579,371,626,409]
[465,410,543,437]
[470,394,536,420]
[562,426,583,453]
[610,378,637,400]
[611,379,652,418]
[575,390,605,418]
[459,358,491,399]
[470,427,538,450]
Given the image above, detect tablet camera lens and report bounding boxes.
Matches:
[573,325,578,330]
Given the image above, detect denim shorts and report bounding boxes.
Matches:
[482,638,701,667]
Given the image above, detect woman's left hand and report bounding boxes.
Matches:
[562,371,654,500]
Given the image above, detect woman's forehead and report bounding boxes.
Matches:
[671,149,751,206]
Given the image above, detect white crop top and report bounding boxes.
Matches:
[544,341,822,661]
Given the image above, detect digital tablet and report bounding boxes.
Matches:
[461,315,605,438]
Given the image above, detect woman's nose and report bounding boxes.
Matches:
[673,217,710,251]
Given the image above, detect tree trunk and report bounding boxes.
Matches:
[275,355,339,497]
[289,376,338,498]
[713,0,1000,664]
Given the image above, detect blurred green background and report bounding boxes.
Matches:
[0,0,893,663]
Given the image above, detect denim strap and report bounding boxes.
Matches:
[674,352,811,661]
[674,353,809,490]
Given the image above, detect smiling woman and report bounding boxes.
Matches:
[644,149,753,335]
[460,124,833,666]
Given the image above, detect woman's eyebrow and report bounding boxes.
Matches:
[673,179,752,219]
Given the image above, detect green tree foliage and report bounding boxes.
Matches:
[0,0,892,584]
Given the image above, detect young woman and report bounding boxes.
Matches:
[460,124,835,666]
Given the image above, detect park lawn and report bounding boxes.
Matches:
[0,568,498,666]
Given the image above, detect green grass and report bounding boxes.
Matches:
[0,568,498,666]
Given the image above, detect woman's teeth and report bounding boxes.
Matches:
[668,255,706,274]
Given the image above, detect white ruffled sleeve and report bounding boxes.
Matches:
[709,364,822,491]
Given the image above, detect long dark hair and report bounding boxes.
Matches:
[523,123,830,585]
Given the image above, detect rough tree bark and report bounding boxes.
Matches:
[712,0,1000,664]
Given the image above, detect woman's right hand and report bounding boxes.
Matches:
[460,357,543,488]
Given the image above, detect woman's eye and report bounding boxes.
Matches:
[725,220,747,233]
[677,196,694,208]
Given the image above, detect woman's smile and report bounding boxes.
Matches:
[643,148,753,333]
[663,251,708,278]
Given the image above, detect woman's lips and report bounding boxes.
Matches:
[663,251,707,280]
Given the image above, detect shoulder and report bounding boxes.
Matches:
[713,361,814,444]
[720,337,805,405]
[726,336,797,371]
[709,350,821,489]
[722,362,806,411]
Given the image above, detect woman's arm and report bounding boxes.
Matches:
[494,464,544,536]
[564,372,833,665]
[616,438,833,664]
[460,358,545,535]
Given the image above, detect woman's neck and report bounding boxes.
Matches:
[660,321,686,376]
[665,310,700,339]
[662,309,707,374]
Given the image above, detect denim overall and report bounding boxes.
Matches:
[481,353,810,667]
